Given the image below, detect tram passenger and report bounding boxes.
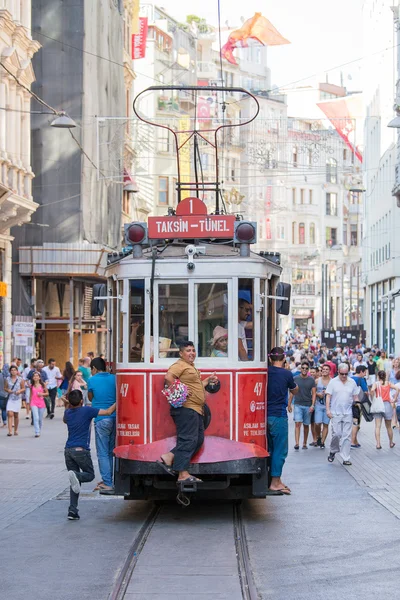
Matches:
[267,347,298,495]
[130,319,144,362]
[238,300,252,361]
[210,326,228,357]
[159,341,219,483]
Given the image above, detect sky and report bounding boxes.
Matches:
[159,0,364,91]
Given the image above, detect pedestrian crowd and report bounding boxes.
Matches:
[0,352,116,521]
[0,354,93,436]
[266,329,400,494]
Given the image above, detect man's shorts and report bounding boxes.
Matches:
[314,402,330,425]
[294,404,312,425]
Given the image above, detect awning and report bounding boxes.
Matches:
[18,243,108,278]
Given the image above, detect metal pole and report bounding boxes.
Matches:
[325,264,328,329]
[69,278,74,363]
[78,283,83,358]
[341,264,344,326]
[322,264,324,330]
[356,263,360,327]
[328,264,332,329]
[349,264,353,327]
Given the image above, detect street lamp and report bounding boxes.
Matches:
[50,112,77,129]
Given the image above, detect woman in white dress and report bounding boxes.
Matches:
[4,365,25,437]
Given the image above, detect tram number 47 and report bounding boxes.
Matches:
[120,383,129,397]
[253,383,263,397]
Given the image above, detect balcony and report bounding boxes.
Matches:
[292,203,320,215]
[157,95,180,112]
[292,284,316,295]
[197,61,218,80]
[348,204,362,215]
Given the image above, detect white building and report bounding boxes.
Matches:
[362,0,400,351]
[0,4,40,366]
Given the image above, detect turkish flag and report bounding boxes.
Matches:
[221,13,290,66]
[317,94,363,163]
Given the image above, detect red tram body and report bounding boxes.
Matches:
[106,206,288,500]
[104,86,290,501]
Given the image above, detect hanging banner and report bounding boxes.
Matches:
[317,94,363,163]
[132,1,140,34]
[132,17,148,60]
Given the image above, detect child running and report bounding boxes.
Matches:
[63,389,116,521]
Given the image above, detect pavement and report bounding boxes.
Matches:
[1,408,400,599]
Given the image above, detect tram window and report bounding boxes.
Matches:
[196,283,228,357]
[129,279,145,362]
[158,284,188,358]
[260,279,266,362]
[238,279,254,361]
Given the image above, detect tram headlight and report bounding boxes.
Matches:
[124,223,148,246]
[234,221,257,244]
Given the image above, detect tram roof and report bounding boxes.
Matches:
[107,241,282,276]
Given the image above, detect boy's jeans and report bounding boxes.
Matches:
[95,418,116,487]
[64,448,95,514]
[31,406,45,435]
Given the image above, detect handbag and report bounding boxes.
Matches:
[359,393,373,422]
[0,391,7,410]
[162,379,188,408]
[370,384,385,414]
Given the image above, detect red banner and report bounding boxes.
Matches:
[317,94,363,163]
[132,17,148,59]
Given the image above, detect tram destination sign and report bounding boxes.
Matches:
[148,214,235,239]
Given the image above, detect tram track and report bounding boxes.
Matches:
[109,502,259,600]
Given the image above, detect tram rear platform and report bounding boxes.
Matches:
[1,415,400,599]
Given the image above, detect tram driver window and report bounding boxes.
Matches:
[196,283,228,357]
[238,279,254,361]
[158,284,188,358]
[129,280,145,362]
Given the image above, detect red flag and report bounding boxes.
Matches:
[221,13,290,66]
[317,95,363,163]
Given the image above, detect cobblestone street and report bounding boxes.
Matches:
[1,411,400,599]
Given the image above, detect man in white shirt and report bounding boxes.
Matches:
[43,358,62,418]
[326,363,359,466]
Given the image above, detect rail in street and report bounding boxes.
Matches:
[1,413,400,599]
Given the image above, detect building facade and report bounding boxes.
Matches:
[0,3,40,366]
[362,0,400,351]
[11,0,126,365]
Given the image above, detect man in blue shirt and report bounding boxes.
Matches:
[351,365,369,448]
[267,347,299,494]
[88,357,116,494]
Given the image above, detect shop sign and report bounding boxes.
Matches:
[148,215,235,239]
[13,321,35,337]
[0,282,7,297]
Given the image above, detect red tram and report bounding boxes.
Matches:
[104,87,291,501]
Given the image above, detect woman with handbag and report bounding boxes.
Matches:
[59,362,75,407]
[371,370,397,449]
[4,365,25,436]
